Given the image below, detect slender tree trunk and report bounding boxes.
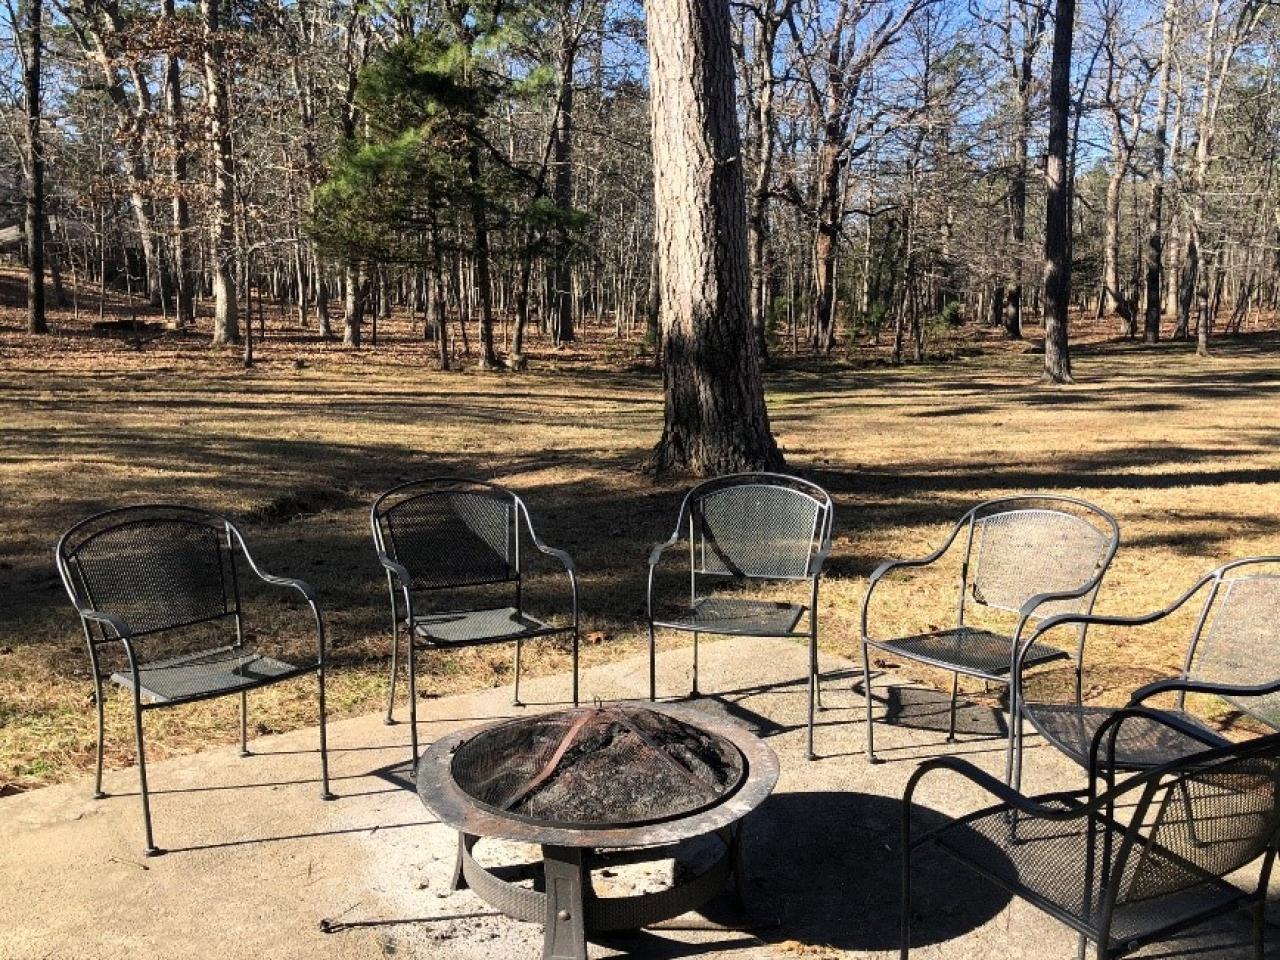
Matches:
[1102,70,1133,334]
[644,0,783,474]
[202,0,238,344]
[549,32,575,345]
[163,0,194,327]
[1143,0,1175,343]
[1042,0,1075,383]
[343,265,364,347]
[22,0,46,334]
[467,145,500,370]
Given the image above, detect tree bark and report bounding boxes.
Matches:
[202,0,239,344]
[163,0,194,327]
[22,0,46,334]
[1002,0,1048,341]
[1042,0,1074,383]
[645,0,783,474]
[549,24,576,345]
[342,264,364,347]
[1143,0,1175,343]
[467,145,500,370]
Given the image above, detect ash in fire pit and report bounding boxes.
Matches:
[450,705,746,828]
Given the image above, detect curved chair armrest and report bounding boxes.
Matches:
[1130,676,1280,706]
[533,543,576,575]
[517,504,577,576]
[861,524,968,641]
[904,756,1094,847]
[807,542,833,579]
[647,535,680,569]
[374,551,413,587]
[253,570,320,605]
[78,607,137,646]
[1011,577,1225,694]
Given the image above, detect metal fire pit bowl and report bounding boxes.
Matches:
[417,703,779,960]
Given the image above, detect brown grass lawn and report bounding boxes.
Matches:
[4,271,1280,793]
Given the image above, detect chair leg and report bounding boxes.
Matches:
[570,627,579,708]
[239,690,250,757]
[318,667,335,801]
[899,841,912,959]
[648,622,657,702]
[92,678,106,800]
[1004,689,1019,788]
[946,672,959,743]
[131,704,160,857]
[807,630,818,761]
[691,631,700,697]
[512,639,524,707]
[862,639,879,764]
[385,615,400,726]
[1254,896,1266,960]
[408,643,420,774]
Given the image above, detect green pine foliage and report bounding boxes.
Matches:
[309,3,585,269]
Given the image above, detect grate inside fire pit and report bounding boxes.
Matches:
[449,705,747,828]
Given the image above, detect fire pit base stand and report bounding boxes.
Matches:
[450,826,745,960]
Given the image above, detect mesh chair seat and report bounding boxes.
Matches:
[111,645,313,705]
[1025,703,1229,771]
[932,798,1243,949]
[652,597,807,636]
[410,606,564,647]
[875,626,1069,678]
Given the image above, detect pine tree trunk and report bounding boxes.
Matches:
[467,146,500,370]
[23,0,46,334]
[550,34,575,345]
[644,0,783,475]
[1042,0,1074,384]
[343,264,364,347]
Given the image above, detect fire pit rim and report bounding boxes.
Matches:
[416,701,780,849]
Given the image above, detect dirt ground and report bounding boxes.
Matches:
[4,269,1280,792]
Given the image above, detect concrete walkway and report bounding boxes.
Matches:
[1,638,1273,959]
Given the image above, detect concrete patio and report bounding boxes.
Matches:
[1,637,1274,959]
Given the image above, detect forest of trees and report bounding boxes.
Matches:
[3,0,1280,377]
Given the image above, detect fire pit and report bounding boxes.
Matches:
[417,703,779,960]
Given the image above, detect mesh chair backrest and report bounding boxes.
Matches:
[380,489,515,589]
[969,507,1112,618]
[1191,575,1280,728]
[61,515,234,637]
[1117,740,1280,907]
[693,480,827,581]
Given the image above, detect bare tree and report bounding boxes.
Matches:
[15,0,46,333]
[1042,0,1074,383]
[203,0,239,344]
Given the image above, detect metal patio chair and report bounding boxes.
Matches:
[1009,557,1280,795]
[646,473,834,759]
[55,505,333,857]
[371,478,579,770]
[902,715,1280,960]
[859,495,1119,764]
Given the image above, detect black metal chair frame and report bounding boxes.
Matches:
[860,495,1120,764]
[903,713,1280,960]
[1010,556,1280,794]
[371,478,579,772]
[646,472,834,760]
[54,505,333,857]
